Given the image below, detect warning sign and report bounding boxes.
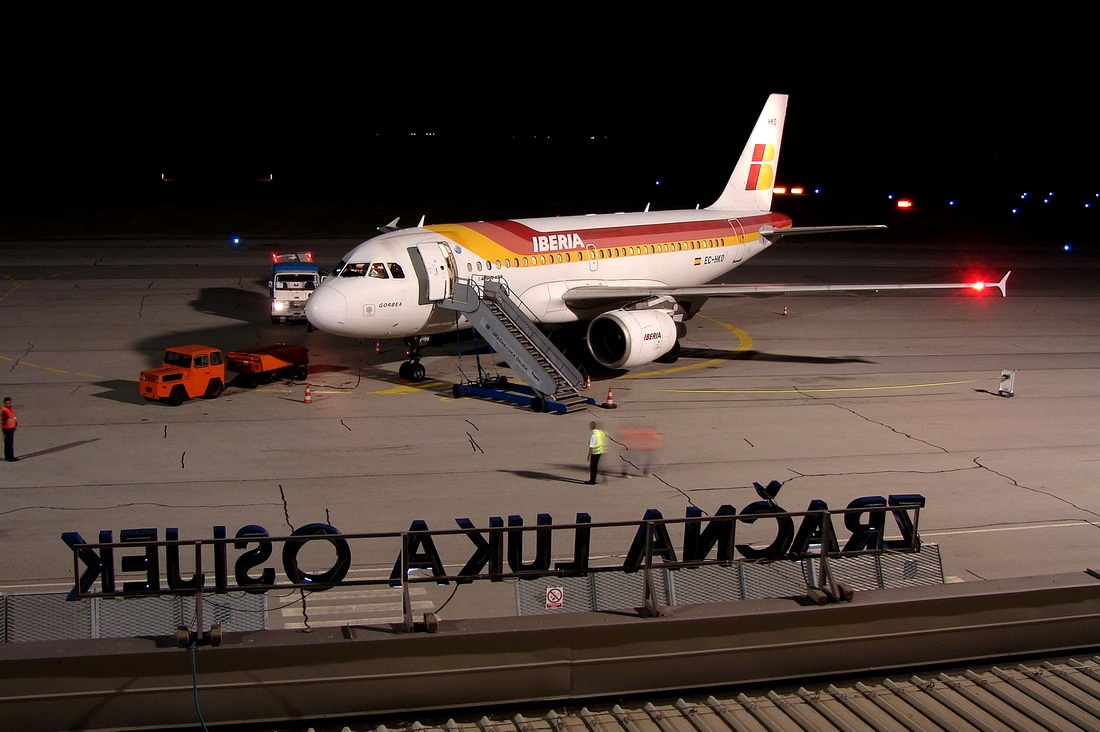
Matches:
[545,586,564,609]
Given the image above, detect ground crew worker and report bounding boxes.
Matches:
[620,426,661,477]
[586,420,608,485]
[2,397,17,462]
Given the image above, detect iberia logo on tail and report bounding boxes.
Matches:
[745,143,776,191]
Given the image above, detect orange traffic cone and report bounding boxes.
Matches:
[584,373,591,390]
[304,383,312,404]
[782,306,788,317]
[375,340,381,354]
[602,387,617,409]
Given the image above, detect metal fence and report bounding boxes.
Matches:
[0,591,267,643]
[516,544,944,615]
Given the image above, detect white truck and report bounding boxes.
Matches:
[269,252,322,323]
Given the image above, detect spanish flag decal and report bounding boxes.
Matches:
[693,257,702,266]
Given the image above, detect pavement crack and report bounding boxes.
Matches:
[656,473,701,512]
[10,342,33,371]
[277,483,312,631]
[831,403,948,452]
[972,457,1100,524]
[279,484,294,531]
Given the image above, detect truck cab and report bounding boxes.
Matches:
[269,252,322,323]
[139,345,226,406]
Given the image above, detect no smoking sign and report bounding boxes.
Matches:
[545,586,564,609]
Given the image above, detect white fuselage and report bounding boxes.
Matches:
[305,208,789,339]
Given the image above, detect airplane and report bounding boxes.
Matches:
[305,93,1009,388]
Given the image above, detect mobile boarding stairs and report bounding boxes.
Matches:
[440,277,595,414]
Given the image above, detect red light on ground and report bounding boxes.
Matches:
[896,199,913,209]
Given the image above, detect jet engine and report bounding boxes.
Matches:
[586,309,678,369]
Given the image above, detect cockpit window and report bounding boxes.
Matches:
[388,263,405,278]
[341,263,368,277]
[368,263,388,279]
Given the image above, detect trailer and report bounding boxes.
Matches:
[226,343,309,387]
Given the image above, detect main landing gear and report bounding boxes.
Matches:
[398,336,427,382]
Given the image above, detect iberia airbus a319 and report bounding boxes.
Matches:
[305,93,1008,385]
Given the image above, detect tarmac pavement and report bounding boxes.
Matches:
[1,232,1098,629]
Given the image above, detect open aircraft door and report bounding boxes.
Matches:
[410,242,457,303]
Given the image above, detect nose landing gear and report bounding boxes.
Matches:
[398,336,428,382]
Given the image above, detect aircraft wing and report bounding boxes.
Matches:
[560,271,1011,309]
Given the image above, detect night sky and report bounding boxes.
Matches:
[3,13,1095,239]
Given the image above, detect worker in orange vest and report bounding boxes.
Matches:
[2,397,17,462]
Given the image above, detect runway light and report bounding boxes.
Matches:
[896,199,913,209]
[790,186,804,195]
[1064,243,1073,252]
[232,237,242,246]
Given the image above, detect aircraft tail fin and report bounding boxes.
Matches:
[706,93,788,213]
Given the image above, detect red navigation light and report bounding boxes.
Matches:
[966,271,1010,297]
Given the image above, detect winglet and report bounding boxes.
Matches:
[995,270,1011,297]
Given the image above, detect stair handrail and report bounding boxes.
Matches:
[479,278,585,392]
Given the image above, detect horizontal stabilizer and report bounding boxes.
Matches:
[760,224,887,242]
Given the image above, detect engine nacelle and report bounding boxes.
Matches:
[587,309,677,369]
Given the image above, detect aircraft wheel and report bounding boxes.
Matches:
[409,362,426,382]
[204,379,224,399]
[167,386,187,406]
[530,395,546,413]
[452,384,463,399]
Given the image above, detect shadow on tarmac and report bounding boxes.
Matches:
[693,348,875,364]
[15,439,101,460]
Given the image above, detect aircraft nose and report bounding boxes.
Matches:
[305,286,348,332]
